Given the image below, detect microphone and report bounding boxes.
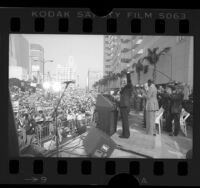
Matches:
[62,80,76,85]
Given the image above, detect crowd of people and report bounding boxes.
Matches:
[9,75,193,158]
[9,84,97,150]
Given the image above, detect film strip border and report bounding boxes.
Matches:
[7,158,191,185]
[9,16,189,34]
[0,8,199,185]
[9,159,188,175]
[0,8,195,35]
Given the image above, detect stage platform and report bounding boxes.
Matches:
[47,111,192,158]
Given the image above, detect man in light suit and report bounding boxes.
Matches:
[142,80,159,136]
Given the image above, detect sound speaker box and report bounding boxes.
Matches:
[83,127,116,158]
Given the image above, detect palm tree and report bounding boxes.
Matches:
[132,58,144,84]
[142,47,171,82]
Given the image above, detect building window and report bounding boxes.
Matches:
[105,65,111,68]
[105,71,111,74]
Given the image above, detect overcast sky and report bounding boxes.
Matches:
[22,34,104,88]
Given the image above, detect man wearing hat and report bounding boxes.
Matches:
[119,72,133,138]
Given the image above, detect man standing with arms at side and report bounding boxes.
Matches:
[142,83,149,128]
[119,72,133,138]
[169,86,184,136]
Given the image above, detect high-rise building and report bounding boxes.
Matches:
[55,64,68,83]
[55,56,77,84]
[30,43,44,83]
[9,35,30,80]
[103,35,140,75]
[66,56,76,81]
[103,35,121,75]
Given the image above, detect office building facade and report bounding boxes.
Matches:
[103,35,193,89]
[9,35,30,80]
[55,57,77,84]
[30,43,44,83]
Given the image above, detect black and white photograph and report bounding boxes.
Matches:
[9,34,193,158]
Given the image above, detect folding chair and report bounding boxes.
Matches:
[155,107,164,135]
[180,108,190,137]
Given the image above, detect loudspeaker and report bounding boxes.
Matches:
[83,127,116,158]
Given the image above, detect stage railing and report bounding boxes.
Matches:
[35,116,94,146]
[35,122,53,147]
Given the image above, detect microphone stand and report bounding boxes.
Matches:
[53,83,70,158]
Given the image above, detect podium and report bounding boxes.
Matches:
[95,94,118,136]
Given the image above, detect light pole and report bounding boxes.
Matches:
[164,53,173,81]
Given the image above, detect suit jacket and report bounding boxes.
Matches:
[161,92,171,111]
[119,83,133,108]
[171,92,184,114]
[145,84,159,111]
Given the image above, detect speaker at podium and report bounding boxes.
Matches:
[95,94,118,136]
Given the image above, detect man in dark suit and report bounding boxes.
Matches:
[162,86,172,132]
[142,83,149,128]
[169,86,184,136]
[119,72,133,138]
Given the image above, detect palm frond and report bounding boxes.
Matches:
[147,48,153,55]
[152,47,159,54]
[143,56,154,65]
[158,47,171,56]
